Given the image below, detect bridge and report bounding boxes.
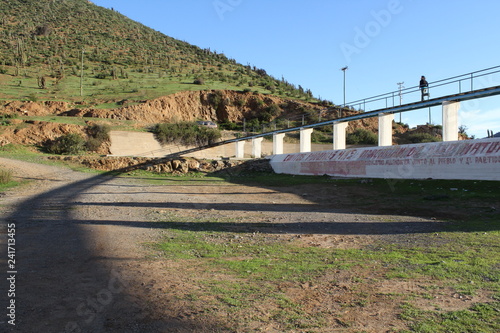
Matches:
[164,65,500,159]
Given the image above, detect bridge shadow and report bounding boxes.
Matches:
[0,163,228,333]
[75,219,451,236]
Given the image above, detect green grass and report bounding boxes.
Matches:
[0,167,18,190]
[400,301,500,332]
[0,144,106,175]
[149,175,500,331]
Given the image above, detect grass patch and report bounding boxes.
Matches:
[0,167,18,191]
[400,301,500,332]
[0,168,12,184]
[149,173,500,331]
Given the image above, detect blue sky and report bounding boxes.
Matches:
[91,0,500,138]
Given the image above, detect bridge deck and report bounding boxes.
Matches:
[164,85,500,158]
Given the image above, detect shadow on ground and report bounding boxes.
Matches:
[1,158,498,332]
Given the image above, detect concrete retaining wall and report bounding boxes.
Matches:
[269,138,500,181]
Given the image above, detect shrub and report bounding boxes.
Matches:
[85,137,102,151]
[246,118,260,131]
[152,121,221,146]
[85,124,110,151]
[45,133,86,155]
[235,98,246,107]
[0,113,18,126]
[193,78,205,85]
[406,133,440,143]
[0,169,12,184]
[266,104,281,117]
[259,112,273,122]
[219,120,240,131]
[346,129,378,145]
[87,124,110,141]
[209,91,224,109]
[311,130,331,143]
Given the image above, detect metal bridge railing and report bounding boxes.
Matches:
[347,65,500,112]
[144,66,500,159]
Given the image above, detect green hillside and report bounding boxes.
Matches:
[0,0,320,106]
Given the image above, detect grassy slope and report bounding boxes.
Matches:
[0,0,319,106]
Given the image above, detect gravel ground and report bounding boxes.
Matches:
[0,157,473,333]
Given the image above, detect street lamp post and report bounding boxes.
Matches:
[397,82,404,123]
[341,66,348,118]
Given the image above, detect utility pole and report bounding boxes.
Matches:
[397,82,404,123]
[80,48,84,97]
[341,66,348,118]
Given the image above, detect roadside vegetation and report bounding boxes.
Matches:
[152,121,222,146]
[0,161,18,190]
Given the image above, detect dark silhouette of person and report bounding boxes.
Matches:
[420,76,429,101]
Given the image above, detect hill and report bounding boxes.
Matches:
[0,0,448,157]
[0,0,319,105]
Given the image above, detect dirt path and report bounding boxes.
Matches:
[0,158,459,332]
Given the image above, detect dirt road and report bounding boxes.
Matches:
[0,157,462,332]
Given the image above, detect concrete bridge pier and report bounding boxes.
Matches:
[300,128,314,153]
[333,122,348,150]
[252,137,264,158]
[442,101,460,141]
[378,112,394,146]
[235,140,245,158]
[273,133,285,155]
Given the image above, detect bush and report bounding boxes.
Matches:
[152,121,221,146]
[346,129,378,145]
[0,113,18,126]
[209,91,224,109]
[266,104,281,117]
[0,168,12,184]
[246,118,260,131]
[311,130,331,143]
[193,78,205,85]
[85,124,110,151]
[85,137,102,151]
[87,124,110,141]
[406,133,440,143]
[45,133,86,155]
[219,120,240,131]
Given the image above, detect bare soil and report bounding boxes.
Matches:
[0,158,490,333]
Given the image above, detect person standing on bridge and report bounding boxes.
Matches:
[419,76,429,101]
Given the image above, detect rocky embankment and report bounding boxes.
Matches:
[47,155,273,175]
